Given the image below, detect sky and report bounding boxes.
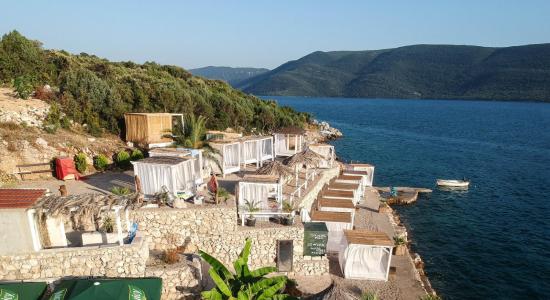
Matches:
[2,1,550,69]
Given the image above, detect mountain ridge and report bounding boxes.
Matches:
[237,44,550,101]
[189,66,269,86]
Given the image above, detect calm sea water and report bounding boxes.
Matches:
[267,96,550,300]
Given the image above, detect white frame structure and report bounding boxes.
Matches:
[149,148,206,185]
[238,176,283,225]
[345,163,375,187]
[241,136,275,168]
[309,144,335,168]
[274,133,304,157]
[310,210,353,253]
[338,230,393,281]
[210,140,242,176]
[132,156,196,196]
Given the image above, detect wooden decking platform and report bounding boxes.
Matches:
[321,189,355,199]
[318,197,355,209]
[310,210,352,223]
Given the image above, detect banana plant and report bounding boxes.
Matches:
[199,238,298,300]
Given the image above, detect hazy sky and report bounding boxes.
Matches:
[2,1,549,69]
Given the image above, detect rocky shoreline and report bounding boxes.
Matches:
[312,119,342,141]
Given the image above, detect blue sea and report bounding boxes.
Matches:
[268,96,550,300]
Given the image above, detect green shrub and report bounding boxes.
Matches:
[362,292,379,300]
[93,154,109,171]
[74,152,88,173]
[115,150,131,169]
[130,149,144,161]
[13,75,33,99]
[111,186,131,196]
[420,295,442,300]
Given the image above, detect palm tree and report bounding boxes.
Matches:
[172,114,224,203]
[199,238,297,300]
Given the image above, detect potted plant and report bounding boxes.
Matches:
[242,199,259,226]
[281,200,295,226]
[393,235,407,255]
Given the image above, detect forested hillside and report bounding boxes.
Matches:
[190,66,269,86]
[0,31,308,136]
[238,44,550,101]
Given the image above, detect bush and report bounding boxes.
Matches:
[93,154,109,171]
[111,186,131,196]
[115,150,131,169]
[74,152,88,173]
[13,75,33,99]
[162,249,180,264]
[130,149,144,161]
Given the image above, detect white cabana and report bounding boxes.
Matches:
[132,156,196,196]
[309,144,335,168]
[273,127,305,157]
[240,136,274,168]
[345,163,375,187]
[338,229,393,281]
[148,148,204,184]
[327,182,362,204]
[335,174,365,196]
[321,189,360,205]
[310,210,353,253]
[237,175,284,225]
[317,197,355,215]
[209,140,241,176]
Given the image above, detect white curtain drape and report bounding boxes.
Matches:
[224,143,240,168]
[261,138,273,158]
[133,161,195,195]
[243,141,257,162]
[324,221,353,252]
[275,134,287,154]
[240,183,270,210]
[339,244,389,280]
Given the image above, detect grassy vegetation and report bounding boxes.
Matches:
[239,45,550,101]
[0,30,309,136]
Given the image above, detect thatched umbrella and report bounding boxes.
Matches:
[283,148,325,186]
[255,160,294,180]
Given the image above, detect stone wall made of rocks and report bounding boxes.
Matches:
[145,256,202,300]
[133,207,329,276]
[0,235,149,281]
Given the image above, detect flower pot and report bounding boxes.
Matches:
[246,217,256,227]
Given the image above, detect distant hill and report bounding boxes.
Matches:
[238,44,550,101]
[190,66,269,85]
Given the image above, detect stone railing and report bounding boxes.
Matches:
[0,234,149,281]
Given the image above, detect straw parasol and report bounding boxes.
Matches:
[255,160,294,179]
[283,148,325,186]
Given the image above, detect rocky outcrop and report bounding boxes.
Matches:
[313,119,342,140]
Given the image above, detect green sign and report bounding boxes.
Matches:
[0,289,18,300]
[128,285,147,300]
[303,222,328,256]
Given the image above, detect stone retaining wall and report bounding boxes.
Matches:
[0,235,149,281]
[145,256,202,300]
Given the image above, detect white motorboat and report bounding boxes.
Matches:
[436,179,470,187]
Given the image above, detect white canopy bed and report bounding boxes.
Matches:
[338,229,393,281]
[241,136,274,168]
[132,156,196,196]
[344,163,375,187]
[148,147,204,184]
[273,127,305,157]
[209,139,242,176]
[237,175,285,225]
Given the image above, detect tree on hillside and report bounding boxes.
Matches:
[0,30,51,83]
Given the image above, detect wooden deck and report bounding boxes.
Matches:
[343,229,393,247]
[318,197,355,209]
[310,210,352,223]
